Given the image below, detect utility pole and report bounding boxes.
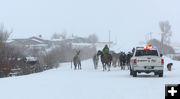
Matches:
[149,32,152,40]
[145,32,153,43]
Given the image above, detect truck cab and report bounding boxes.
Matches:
[130,45,164,77]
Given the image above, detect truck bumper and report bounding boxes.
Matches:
[132,66,163,72]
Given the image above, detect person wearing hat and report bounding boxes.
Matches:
[102,44,109,54]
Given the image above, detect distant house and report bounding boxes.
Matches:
[7,35,115,52]
[49,38,64,47]
[7,36,49,50]
[63,35,91,43]
[72,43,94,48]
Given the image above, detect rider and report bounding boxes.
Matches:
[102,44,109,54]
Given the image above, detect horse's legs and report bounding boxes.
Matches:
[94,62,96,69]
[102,64,104,71]
[123,64,125,70]
[120,62,123,70]
[115,60,117,67]
[122,61,125,70]
[74,64,77,70]
[124,61,126,70]
[114,59,116,67]
[108,63,110,71]
[94,61,98,69]
[115,59,118,67]
[118,60,120,67]
[78,64,79,69]
[93,61,96,69]
[79,62,81,70]
[104,64,107,70]
[126,63,129,70]
[79,64,81,70]
[120,61,123,69]
[112,59,116,67]
[95,62,98,69]
[102,63,105,71]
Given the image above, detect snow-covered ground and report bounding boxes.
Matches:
[0,57,179,99]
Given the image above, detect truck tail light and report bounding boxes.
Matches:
[134,59,137,64]
[161,59,164,65]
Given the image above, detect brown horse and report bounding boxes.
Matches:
[111,53,120,67]
[97,50,112,71]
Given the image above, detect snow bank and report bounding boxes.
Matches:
[0,57,179,99]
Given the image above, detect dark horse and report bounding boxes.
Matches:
[73,50,81,70]
[97,50,112,71]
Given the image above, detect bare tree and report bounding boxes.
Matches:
[0,24,13,77]
[51,33,61,39]
[159,21,172,52]
[0,24,12,42]
[51,31,67,40]
[88,33,98,43]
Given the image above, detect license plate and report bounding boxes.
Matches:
[138,60,147,62]
[146,66,153,69]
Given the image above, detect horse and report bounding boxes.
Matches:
[111,53,120,67]
[73,50,81,70]
[97,50,112,71]
[119,52,126,70]
[126,52,133,70]
[93,53,99,69]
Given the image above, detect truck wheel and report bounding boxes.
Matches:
[159,74,163,77]
[159,73,163,77]
[154,72,158,76]
[159,71,163,77]
[132,71,137,77]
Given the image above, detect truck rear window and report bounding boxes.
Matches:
[135,50,158,56]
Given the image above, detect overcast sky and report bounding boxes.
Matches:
[1,0,180,50]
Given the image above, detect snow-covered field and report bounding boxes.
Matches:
[0,57,179,99]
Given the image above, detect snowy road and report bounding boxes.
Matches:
[0,57,180,99]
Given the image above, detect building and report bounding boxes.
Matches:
[7,36,50,50]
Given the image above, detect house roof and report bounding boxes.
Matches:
[29,36,48,43]
[6,36,49,47]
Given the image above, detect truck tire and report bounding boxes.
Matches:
[159,73,163,77]
[132,71,137,77]
[159,74,163,77]
[154,72,158,76]
[159,71,163,77]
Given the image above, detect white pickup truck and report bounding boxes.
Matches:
[130,45,164,77]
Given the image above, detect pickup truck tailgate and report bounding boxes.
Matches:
[135,56,162,66]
